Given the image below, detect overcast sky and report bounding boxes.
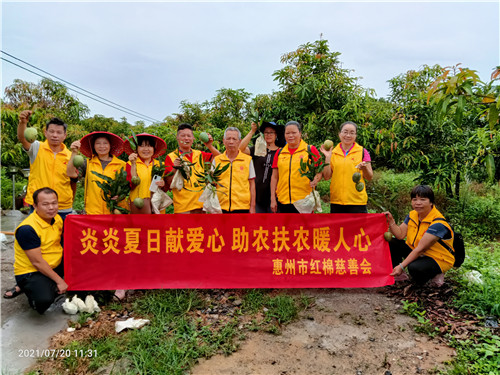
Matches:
[1,1,499,124]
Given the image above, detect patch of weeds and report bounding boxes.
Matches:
[400,300,439,337]
[445,329,500,375]
[242,289,267,313]
[76,311,98,326]
[106,301,124,311]
[447,241,500,317]
[264,295,298,325]
[59,336,125,373]
[299,294,315,310]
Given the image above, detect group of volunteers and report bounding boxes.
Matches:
[5,110,456,314]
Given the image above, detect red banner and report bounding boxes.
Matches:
[64,213,395,290]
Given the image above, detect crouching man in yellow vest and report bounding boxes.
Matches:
[213,127,256,213]
[13,187,67,314]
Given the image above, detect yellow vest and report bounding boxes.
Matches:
[128,159,159,200]
[214,151,252,211]
[329,143,368,205]
[168,149,205,213]
[84,156,126,215]
[276,140,312,204]
[14,211,63,276]
[26,141,73,209]
[406,206,455,272]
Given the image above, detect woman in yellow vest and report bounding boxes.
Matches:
[123,134,167,214]
[321,121,373,213]
[270,121,322,213]
[67,131,127,301]
[385,185,454,286]
[67,131,126,215]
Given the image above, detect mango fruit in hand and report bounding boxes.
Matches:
[384,232,393,242]
[24,127,38,143]
[199,132,210,143]
[352,172,361,183]
[323,139,333,151]
[355,182,365,192]
[73,155,85,168]
[131,176,141,186]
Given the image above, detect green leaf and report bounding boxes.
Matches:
[488,103,499,130]
[485,154,495,182]
[91,170,113,183]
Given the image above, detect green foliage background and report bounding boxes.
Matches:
[1,38,499,240]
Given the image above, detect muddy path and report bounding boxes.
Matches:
[191,288,454,375]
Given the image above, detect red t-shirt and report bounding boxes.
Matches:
[272,145,321,168]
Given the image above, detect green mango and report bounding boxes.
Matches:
[133,197,144,209]
[199,132,210,143]
[73,155,85,168]
[24,127,38,143]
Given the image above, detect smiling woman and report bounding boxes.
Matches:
[320,121,373,213]
[384,185,455,286]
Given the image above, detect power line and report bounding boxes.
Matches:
[1,51,162,123]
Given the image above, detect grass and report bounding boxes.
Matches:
[440,241,500,375]
[447,241,500,317]
[31,289,309,374]
[397,240,499,375]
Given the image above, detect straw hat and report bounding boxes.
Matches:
[79,131,124,158]
[123,133,167,159]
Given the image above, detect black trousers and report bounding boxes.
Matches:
[330,204,368,213]
[16,262,64,314]
[389,239,442,285]
[277,202,299,213]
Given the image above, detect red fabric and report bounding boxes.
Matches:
[64,213,394,290]
[272,145,321,168]
[164,151,212,173]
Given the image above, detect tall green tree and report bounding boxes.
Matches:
[271,39,367,143]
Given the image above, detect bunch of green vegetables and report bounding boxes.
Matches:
[298,149,328,209]
[91,169,131,214]
[191,154,230,192]
[167,151,196,181]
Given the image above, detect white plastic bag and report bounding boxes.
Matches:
[84,295,101,313]
[254,133,267,157]
[151,189,173,214]
[171,170,184,191]
[115,317,150,333]
[62,295,101,315]
[199,185,222,214]
[293,190,322,213]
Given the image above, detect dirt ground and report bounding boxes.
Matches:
[190,288,454,375]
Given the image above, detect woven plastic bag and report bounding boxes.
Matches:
[151,189,173,214]
[199,185,222,214]
[293,190,322,213]
[254,133,267,157]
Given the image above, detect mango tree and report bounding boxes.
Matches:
[427,65,500,183]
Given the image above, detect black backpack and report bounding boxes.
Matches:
[432,218,466,268]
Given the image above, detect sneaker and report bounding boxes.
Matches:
[429,273,445,287]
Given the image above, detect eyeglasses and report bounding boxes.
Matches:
[341,131,356,136]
